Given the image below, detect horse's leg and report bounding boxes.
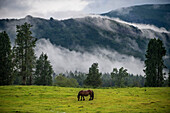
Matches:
[89,93,93,101]
[89,94,91,101]
[83,96,85,101]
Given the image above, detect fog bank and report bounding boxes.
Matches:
[35,39,145,75]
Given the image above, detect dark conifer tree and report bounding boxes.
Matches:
[0,31,13,85]
[144,38,166,87]
[13,23,37,85]
[34,53,53,85]
[84,63,102,87]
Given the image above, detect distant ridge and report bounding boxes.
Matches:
[102,4,170,31]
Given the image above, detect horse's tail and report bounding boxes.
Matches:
[91,91,94,100]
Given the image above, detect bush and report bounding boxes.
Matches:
[54,74,79,87]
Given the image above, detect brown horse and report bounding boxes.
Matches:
[77,90,94,101]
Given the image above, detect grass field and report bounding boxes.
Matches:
[0,86,170,113]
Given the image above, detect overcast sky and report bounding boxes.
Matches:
[0,0,170,19]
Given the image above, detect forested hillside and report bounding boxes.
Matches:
[0,16,169,68]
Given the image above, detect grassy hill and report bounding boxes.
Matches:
[0,86,170,112]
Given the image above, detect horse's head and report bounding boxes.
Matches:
[77,92,80,101]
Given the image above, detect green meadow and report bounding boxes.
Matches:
[0,86,170,113]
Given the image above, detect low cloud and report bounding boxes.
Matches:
[35,39,145,75]
[82,15,170,33]
[111,17,170,33]
[80,15,170,40]
[116,7,133,15]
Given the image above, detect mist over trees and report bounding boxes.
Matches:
[0,22,169,87]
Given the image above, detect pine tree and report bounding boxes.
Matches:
[14,22,37,85]
[34,53,53,85]
[111,67,128,87]
[84,63,102,87]
[0,31,13,85]
[144,38,166,87]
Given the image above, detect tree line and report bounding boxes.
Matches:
[54,66,145,87]
[0,22,169,87]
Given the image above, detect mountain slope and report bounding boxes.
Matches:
[0,15,169,69]
[0,16,149,59]
[102,4,170,31]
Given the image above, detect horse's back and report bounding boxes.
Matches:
[87,90,93,92]
[79,90,92,96]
